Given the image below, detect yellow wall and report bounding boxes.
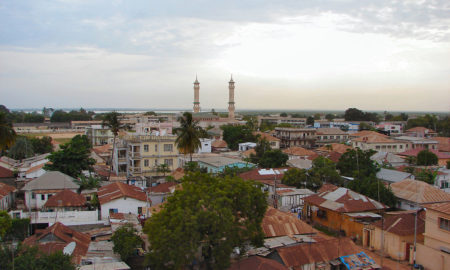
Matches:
[416,243,450,270]
[367,227,421,261]
[423,209,450,250]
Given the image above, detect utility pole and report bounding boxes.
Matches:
[273,170,278,209]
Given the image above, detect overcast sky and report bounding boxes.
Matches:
[1,0,449,111]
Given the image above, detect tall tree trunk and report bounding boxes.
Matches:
[108,135,117,181]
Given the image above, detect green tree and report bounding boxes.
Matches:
[258,150,288,168]
[282,168,322,191]
[44,135,95,177]
[310,156,342,186]
[30,136,53,154]
[347,177,397,208]
[221,124,256,150]
[280,112,287,117]
[358,122,373,131]
[12,246,75,270]
[313,113,321,120]
[5,218,30,241]
[0,211,12,240]
[156,163,171,177]
[112,224,143,262]
[249,138,272,165]
[183,161,207,173]
[0,111,17,152]
[416,150,438,166]
[175,112,202,162]
[8,137,34,160]
[144,173,267,270]
[325,113,334,121]
[306,116,314,126]
[337,148,378,177]
[415,169,437,185]
[75,175,102,191]
[102,111,128,181]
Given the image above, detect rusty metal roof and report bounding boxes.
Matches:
[390,179,450,204]
[262,207,315,237]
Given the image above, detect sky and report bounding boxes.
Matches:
[0,0,449,112]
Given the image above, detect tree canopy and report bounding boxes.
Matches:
[144,173,267,270]
[112,224,143,262]
[337,148,378,177]
[347,177,397,208]
[50,108,94,122]
[282,168,322,191]
[0,111,17,152]
[30,136,53,154]
[175,112,202,161]
[44,135,95,177]
[416,150,438,166]
[7,136,34,160]
[221,124,256,150]
[344,108,380,123]
[310,156,342,186]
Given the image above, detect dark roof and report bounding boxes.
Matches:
[44,189,86,208]
[277,238,360,267]
[0,182,17,199]
[373,212,425,236]
[148,182,177,193]
[0,166,14,178]
[22,222,90,264]
[303,187,387,213]
[228,256,288,270]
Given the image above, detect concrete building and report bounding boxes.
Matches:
[85,125,114,146]
[254,131,281,149]
[197,156,255,173]
[257,116,306,128]
[416,202,450,270]
[393,136,438,150]
[405,127,438,138]
[315,128,349,147]
[352,133,409,153]
[197,138,213,153]
[274,127,317,149]
[238,142,257,152]
[113,134,180,178]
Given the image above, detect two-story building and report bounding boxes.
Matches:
[85,125,114,146]
[315,128,349,147]
[416,202,450,270]
[275,127,316,149]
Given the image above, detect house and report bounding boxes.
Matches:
[370,151,407,167]
[282,146,318,160]
[147,182,177,205]
[254,131,281,149]
[211,139,228,152]
[376,168,413,184]
[398,148,450,167]
[85,125,114,146]
[393,136,438,151]
[91,144,112,165]
[274,188,315,212]
[303,187,387,240]
[197,138,212,153]
[97,182,148,219]
[376,122,403,134]
[238,142,257,152]
[436,168,450,193]
[22,171,79,210]
[315,128,349,147]
[0,154,50,180]
[316,143,352,154]
[352,134,409,153]
[434,136,450,154]
[274,127,316,149]
[390,179,450,210]
[405,127,437,138]
[197,156,255,174]
[416,202,450,270]
[363,211,425,261]
[42,189,87,211]
[112,134,180,177]
[0,182,16,210]
[228,256,288,270]
[23,222,91,264]
[239,168,289,195]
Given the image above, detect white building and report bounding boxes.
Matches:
[238,142,257,152]
[97,182,148,219]
[197,138,213,153]
[0,183,16,211]
[21,171,79,210]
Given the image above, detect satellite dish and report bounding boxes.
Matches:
[63,241,76,255]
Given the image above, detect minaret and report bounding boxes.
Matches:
[228,75,235,119]
[193,75,200,113]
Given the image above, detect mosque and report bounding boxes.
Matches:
[192,75,235,120]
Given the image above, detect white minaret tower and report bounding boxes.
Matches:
[193,75,200,113]
[228,75,235,119]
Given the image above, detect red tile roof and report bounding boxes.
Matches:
[0,182,17,199]
[239,168,287,181]
[148,182,177,193]
[171,167,185,181]
[98,182,147,204]
[254,132,280,142]
[229,256,288,270]
[262,207,315,237]
[277,238,361,267]
[316,143,352,154]
[303,187,387,213]
[406,127,436,133]
[212,140,228,148]
[283,147,319,159]
[43,189,86,208]
[373,211,425,236]
[22,222,90,264]
[0,166,14,178]
[317,184,339,193]
[398,149,450,159]
[434,137,450,152]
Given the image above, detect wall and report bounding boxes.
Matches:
[423,209,450,250]
[416,243,450,270]
[25,189,78,210]
[0,192,14,211]
[368,227,420,260]
[29,210,100,226]
[100,197,148,220]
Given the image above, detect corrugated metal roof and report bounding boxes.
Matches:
[390,179,450,204]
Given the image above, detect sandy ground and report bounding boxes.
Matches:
[362,247,411,270]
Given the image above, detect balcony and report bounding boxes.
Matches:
[130,152,141,158]
[129,167,142,174]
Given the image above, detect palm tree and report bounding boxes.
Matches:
[102,112,126,181]
[0,112,16,153]
[175,112,201,162]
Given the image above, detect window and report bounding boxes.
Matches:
[144,159,149,167]
[400,145,403,149]
[155,144,158,152]
[138,207,143,214]
[317,209,327,220]
[48,194,52,199]
[376,146,381,149]
[155,159,158,166]
[164,159,173,166]
[144,144,149,152]
[41,194,45,200]
[164,144,173,152]
[439,218,450,231]
[31,193,35,199]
